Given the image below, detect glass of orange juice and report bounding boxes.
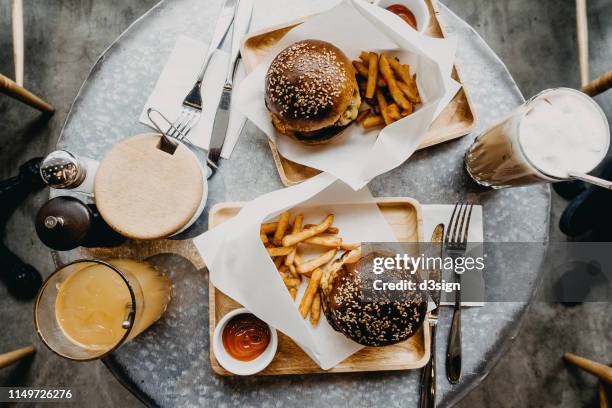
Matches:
[34,259,171,361]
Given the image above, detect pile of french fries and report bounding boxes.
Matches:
[261,211,360,327]
[352,51,421,129]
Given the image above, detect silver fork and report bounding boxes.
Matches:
[444,202,474,384]
[167,0,237,141]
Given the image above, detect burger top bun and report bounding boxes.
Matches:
[265,40,358,137]
[321,249,428,347]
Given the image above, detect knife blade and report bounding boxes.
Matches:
[419,223,444,408]
[208,0,253,166]
[195,0,238,83]
[429,223,445,314]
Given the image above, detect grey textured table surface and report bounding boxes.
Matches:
[54,0,550,406]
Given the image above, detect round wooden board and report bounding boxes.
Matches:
[94,133,204,240]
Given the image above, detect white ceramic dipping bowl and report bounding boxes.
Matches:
[212,308,278,376]
[375,0,430,33]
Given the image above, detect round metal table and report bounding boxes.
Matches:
[54,0,550,406]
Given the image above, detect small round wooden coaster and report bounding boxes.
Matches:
[94,133,205,240]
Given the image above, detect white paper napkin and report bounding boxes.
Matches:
[139,36,246,159]
[236,0,461,190]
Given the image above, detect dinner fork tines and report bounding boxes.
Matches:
[166,79,203,142]
[445,202,473,385]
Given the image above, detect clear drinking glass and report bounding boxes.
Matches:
[465,88,610,189]
[34,259,171,361]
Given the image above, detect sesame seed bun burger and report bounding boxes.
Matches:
[321,249,427,347]
[265,39,361,145]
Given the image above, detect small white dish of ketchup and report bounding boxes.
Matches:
[374,0,430,33]
[212,308,278,375]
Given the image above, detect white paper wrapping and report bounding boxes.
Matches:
[194,173,400,369]
[236,0,461,189]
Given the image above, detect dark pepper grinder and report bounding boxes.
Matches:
[0,157,46,300]
[35,196,126,251]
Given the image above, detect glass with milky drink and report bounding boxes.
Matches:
[465,88,610,189]
[35,259,171,361]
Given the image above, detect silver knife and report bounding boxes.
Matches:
[195,0,239,86]
[419,224,444,408]
[208,0,253,167]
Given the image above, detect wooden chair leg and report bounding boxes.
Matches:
[581,70,612,97]
[0,73,54,114]
[12,0,24,86]
[600,383,608,408]
[563,353,612,383]
[576,0,589,87]
[0,346,35,369]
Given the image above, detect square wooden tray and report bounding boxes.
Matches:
[208,198,430,375]
[240,0,477,186]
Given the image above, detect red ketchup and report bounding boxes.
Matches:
[222,313,271,361]
[386,4,418,30]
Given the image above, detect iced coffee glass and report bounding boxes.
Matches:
[465,88,610,189]
[35,259,171,361]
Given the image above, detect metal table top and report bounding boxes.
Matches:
[54,0,550,406]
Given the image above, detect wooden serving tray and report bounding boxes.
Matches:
[208,198,430,376]
[240,0,477,186]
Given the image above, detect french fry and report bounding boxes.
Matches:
[282,215,334,247]
[299,268,323,318]
[359,51,370,63]
[285,248,297,266]
[341,242,361,251]
[260,233,269,245]
[303,225,339,234]
[356,108,371,124]
[267,246,294,257]
[344,247,362,264]
[352,61,369,78]
[379,54,411,110]
[273,211,291,245]
[376,89,392,125]
[354,60,386,88]
[292,214,304,233]
[363,115,385,128]
[274,256,283,269]
[303,235,342,248]
[283,276,302,288]
[366,52,379,99]
[310,293,321,326]
[289,287,298,300]
[294,253,303,267]
[397,80,420,105]
[261,222,278,235]
[388,58,412,87]
[321,248,362,294]
[297,249,337,274]
[386,103,401,121]
[400,108,412,117]
[285,214,303,266]
[288,264,300,279]
[278,264,289,274]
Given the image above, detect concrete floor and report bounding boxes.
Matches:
[0,0,610,407]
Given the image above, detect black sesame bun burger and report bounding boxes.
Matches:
[265,39,361,145]
[321,249,427,347]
